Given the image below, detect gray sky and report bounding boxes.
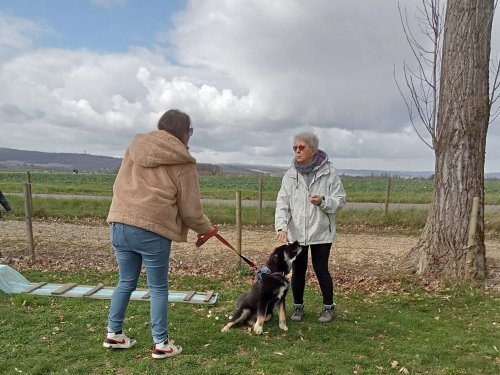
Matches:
[1,0,499,171]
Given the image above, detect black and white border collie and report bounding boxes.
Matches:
[221,241,302,335]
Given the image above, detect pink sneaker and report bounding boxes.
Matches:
[103,332,137,349]
[151,339,183,359]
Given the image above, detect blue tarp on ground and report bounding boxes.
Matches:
[0,264,217,304]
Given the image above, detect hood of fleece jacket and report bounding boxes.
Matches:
[128,130,196,168]
[312,149,329,171]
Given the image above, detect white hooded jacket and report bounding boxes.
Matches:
[275,154,346,245]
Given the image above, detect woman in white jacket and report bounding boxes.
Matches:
[275,132,346,323]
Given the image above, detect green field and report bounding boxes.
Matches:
[1,170,494,203]
[2,171,500,235]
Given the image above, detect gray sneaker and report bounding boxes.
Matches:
[290,304,304,322]
[318,305,336,323]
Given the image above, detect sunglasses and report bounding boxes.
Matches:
[292,145,306,152]
[189,127,194,136]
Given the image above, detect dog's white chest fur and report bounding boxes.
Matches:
[275,284,288,300]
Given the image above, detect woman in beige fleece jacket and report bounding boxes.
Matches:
[103,109,214,359]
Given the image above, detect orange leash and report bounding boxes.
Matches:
[195,226,259,271]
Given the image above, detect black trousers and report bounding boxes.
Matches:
[291,243,334,306]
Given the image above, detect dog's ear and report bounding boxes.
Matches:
[273,246,285,260]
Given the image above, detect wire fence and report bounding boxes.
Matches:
[1,171,498,265]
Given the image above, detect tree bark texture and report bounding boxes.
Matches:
[406,0,493,279]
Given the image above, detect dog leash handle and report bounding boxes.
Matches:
[195,226,219,247]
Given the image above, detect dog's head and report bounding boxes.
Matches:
[267,241,302,274]
[283,241,302,264]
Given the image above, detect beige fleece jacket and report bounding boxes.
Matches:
[107,130,212,242]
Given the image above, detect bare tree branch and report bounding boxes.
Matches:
[395,0,444,148]
[394,65,433,148]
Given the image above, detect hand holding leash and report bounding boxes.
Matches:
[196,226,219,247]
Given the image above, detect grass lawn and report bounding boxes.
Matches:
[0,270,499,375]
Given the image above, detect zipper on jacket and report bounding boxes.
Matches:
[304,181,310,245]
[326,213,332,233]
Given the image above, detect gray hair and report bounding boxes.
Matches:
[294,132,319,151]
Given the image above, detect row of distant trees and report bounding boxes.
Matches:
[0,163,223,176]
[197,163,223,175]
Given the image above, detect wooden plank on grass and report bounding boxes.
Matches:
[51,283,77,296]
[183,291,196,301]
[203,290,215,302]
[23,282,48,294]
[83,283,104,297]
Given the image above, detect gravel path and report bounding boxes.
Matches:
[1,219,499,292]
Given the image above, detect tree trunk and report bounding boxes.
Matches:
[406,0,493,279]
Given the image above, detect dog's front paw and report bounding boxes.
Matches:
[253,323,263,335]
[279,321,288,331]
[221,323,231,332]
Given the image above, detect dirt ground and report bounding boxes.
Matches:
[1,219,499,293]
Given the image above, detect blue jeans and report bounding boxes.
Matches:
[107,223,171,343]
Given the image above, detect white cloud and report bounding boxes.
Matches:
[168,0,414,131]
[0,11,50,57]
[0,1,499,171]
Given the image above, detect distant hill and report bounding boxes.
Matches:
[4,147,500,179]
[0,147,122,173]
[218,163,287,177]
[0,147,222,175]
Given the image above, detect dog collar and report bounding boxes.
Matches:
[256,267,285,282]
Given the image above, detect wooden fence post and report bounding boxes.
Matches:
[258,175,263,225]
[235,190,242,269]
[384,176,392,216]
[465,196,479,280]
[26,171,33,213]
[23,183,35,263]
